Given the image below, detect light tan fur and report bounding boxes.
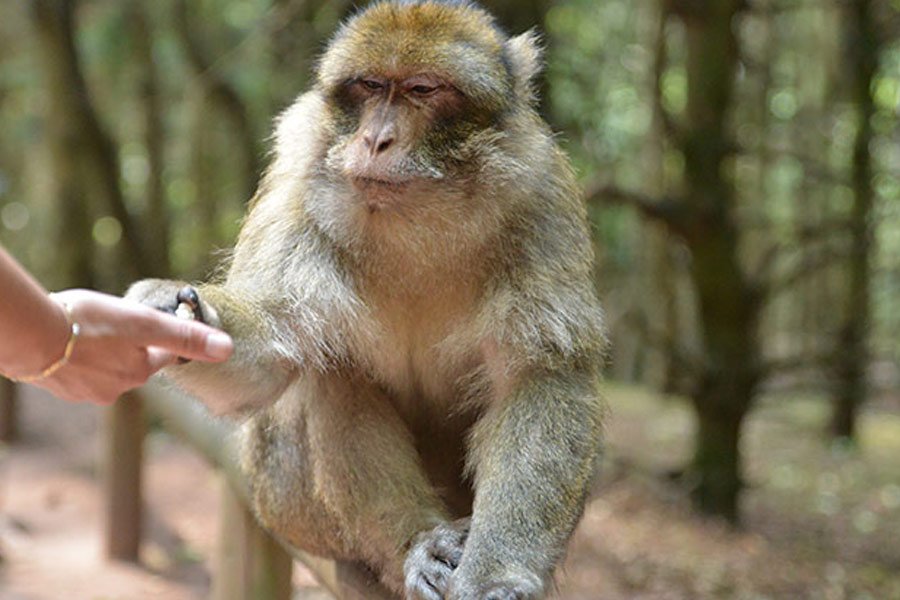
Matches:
[127,2,606,598]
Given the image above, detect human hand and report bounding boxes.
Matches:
[34,289,233,405]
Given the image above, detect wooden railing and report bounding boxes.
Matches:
[112,383,396,600]
[0,376,395,600]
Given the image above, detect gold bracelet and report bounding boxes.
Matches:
[6,295,80,383]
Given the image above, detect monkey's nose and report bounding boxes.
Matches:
[364,132,395,156]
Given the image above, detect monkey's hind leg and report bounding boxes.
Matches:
[240,373,454,595]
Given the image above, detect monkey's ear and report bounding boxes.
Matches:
[504,29,544,106]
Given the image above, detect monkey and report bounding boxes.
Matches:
[127,1,606,598]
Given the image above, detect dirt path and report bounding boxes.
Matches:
[3,383,899,599]
[0,387,328,599]
[0,388,623,599]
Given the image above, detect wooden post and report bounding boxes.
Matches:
[213,475,293,600]
[103,390,145,561]
[0,378,18,443]
[142,384,396,599]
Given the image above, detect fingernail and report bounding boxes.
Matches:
[206,332,234,360]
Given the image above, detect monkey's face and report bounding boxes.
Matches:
[328,73,470,209]
[317,1,516,212]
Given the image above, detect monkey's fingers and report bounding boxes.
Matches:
[404,520,469,600]
[176,286,206,323]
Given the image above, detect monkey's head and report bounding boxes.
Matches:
[315,0,543,214]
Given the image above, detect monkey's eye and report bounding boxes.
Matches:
[409,84,438,96]
[360,79,385,91]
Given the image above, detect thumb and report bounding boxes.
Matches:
[146,347,180,372]
[134,310,234,363]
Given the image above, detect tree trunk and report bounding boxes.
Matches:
[129,0,171,276]
[30,1,155,565]
[672,0,760,521]
[29,0,152,280]
[831,0,877,441]
[687,237,759,521]
[173,0,259,202]
[690,371,755,523]
[29,0,95,288]
[691,398,742,522]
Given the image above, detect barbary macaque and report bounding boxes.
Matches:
[128,1,606,598]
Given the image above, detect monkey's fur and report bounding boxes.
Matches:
[128,1,606,598]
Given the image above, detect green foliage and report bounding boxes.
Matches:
[0,0,895,366]
[600,383,900,597]
[0,0,896,581]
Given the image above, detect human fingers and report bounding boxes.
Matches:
[50,289,233,363]
[131,309,234,362]
[146,347,180,372]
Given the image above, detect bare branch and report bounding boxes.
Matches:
[754,350,835,378]
[173,0,260,200]
[584,181,690,235]
[750,218,854,284]
[759,245,851,300]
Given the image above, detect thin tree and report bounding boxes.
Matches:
[591,0,760,521]
[591,0,854,521]
[831,0,879,441]
[127,0,171,276]
[28,0,153,561]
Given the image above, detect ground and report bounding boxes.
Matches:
[1,383,899,599]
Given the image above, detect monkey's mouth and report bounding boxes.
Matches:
[353,176,412,191]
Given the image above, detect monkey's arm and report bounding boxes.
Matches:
[452,367,603,599]
[126,279,297,414]
[445,261,606,599]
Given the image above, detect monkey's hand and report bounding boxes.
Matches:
[126,279,220,329]
[403,518,470,600]
[447,575,543,600]
[125,279,294,414]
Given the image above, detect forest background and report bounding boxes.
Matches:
[0,0,898,598]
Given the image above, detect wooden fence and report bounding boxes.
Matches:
[115,384,396,599]
[1,378,394,600]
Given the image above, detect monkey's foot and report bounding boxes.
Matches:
[404,518,470,600]
[473,583,540,600]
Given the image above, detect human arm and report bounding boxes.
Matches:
[124,279,298,414]
[0,247,233,405]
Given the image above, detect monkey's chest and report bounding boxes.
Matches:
[360,295,480,412]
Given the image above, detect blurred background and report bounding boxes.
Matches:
[0,0,898,598]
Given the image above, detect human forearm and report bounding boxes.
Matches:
[0,247,71,378]
[1,246,233,404]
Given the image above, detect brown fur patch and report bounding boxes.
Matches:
[318,1,511,111]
